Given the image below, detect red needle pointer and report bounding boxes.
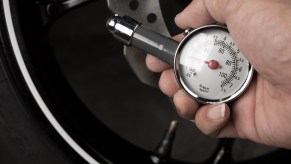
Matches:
[205,60,222,69]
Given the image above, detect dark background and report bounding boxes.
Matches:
[48,0,276,163]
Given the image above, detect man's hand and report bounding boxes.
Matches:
[146,0,291,149]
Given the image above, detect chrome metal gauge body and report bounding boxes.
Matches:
[175,26,253,103]
[107,15,254,104]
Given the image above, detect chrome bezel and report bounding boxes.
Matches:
[174,25,254,104]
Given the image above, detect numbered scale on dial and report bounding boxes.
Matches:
[107,15,253,104]
[175,25,253,103]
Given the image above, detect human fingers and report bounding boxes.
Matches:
[145,55,171,72]
[174,0,216,29]
[194,103,239,138]
[159,69,180,97]
[146,34,184,72]
[173,90,199,119]
[175,0,241,29]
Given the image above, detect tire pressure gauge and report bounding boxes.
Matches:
[107,15,253,104]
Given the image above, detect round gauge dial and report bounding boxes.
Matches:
[175,25,253,104]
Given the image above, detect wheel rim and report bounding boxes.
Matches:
[1,0,290,163]
[2,0,102,163]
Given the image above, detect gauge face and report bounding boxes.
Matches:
[174,25,253,104]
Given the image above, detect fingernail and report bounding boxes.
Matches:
[208,104,225,120]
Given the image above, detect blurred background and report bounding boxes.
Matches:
[48,0,275,163]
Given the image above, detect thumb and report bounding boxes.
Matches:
[175,0,237,29]
[174,0,215,29]
[194,103,233,137]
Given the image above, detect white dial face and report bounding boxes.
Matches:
[176,26,252,103]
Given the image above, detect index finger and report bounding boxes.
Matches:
[175,0,235,29]
[175,0,215,29]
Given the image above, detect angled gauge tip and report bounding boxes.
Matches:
[105,15,140,45]
[106,17,115,32]
[106,16,119,33]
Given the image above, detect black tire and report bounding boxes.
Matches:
[0,0,99,163]
[1,0,291,164]
[0,3,85,164]
[0,0,163,163]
